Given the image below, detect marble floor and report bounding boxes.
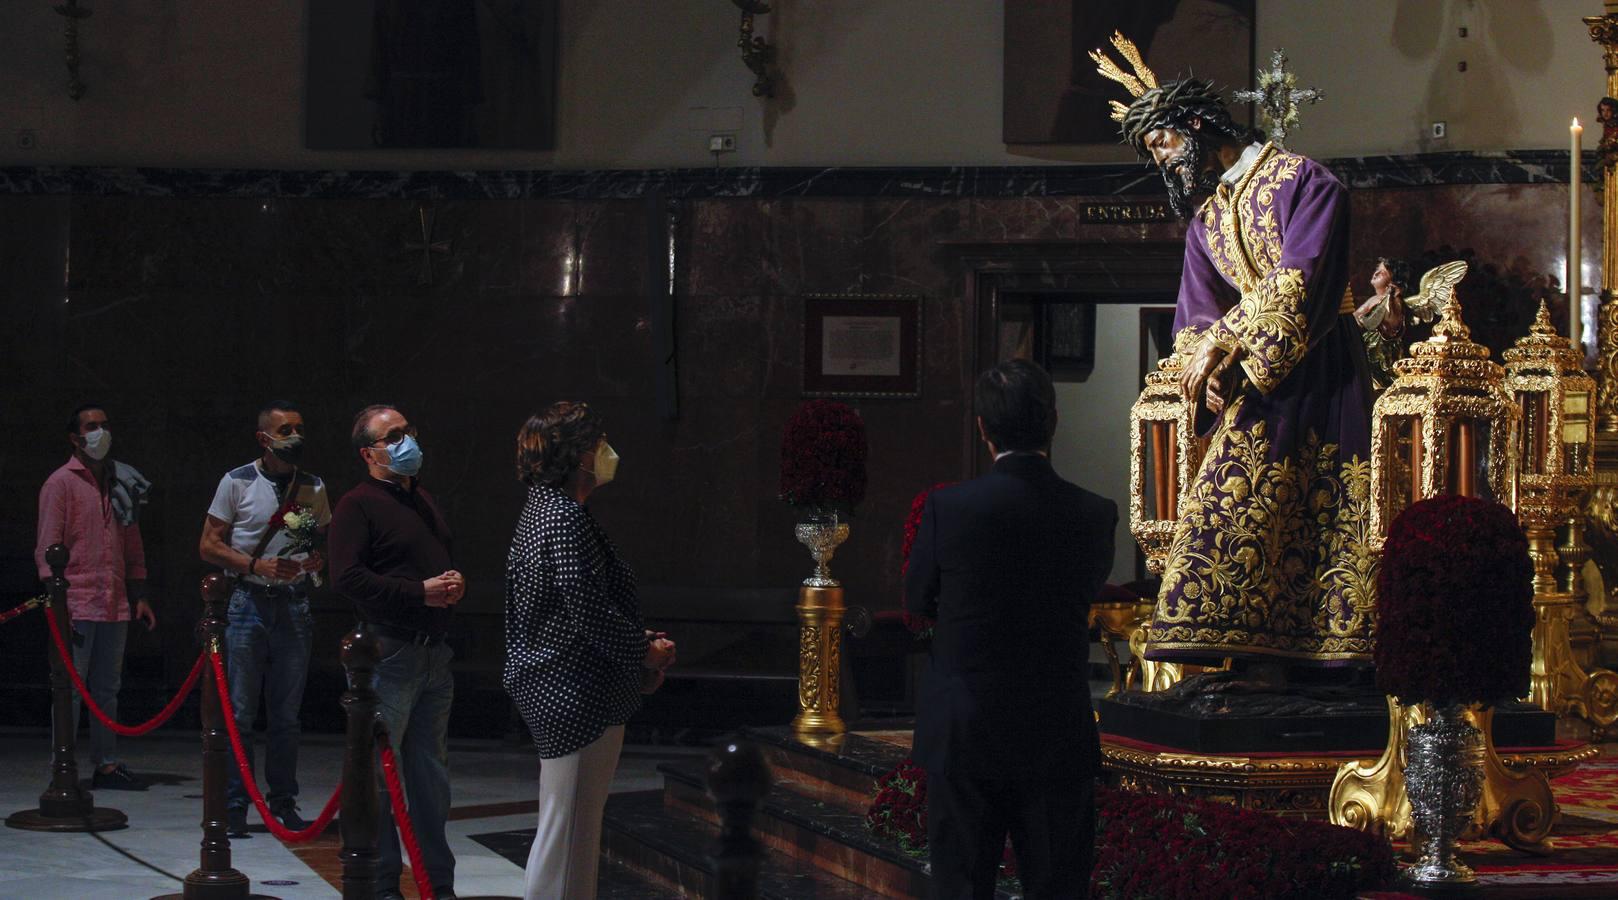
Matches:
[0,727,694,899]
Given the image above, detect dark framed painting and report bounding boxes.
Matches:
[1003,0,1254,145]
[803,294,922,399]
[306,0,559,150]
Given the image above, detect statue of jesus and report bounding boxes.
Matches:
[1094,35,1377,677]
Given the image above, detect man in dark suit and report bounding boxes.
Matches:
[905,358,1117,899]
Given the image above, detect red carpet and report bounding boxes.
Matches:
[1369,754,1618,898]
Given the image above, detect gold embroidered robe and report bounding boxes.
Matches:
[1146,143,1378,664]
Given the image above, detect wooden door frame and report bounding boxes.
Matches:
[941,239,1185,478]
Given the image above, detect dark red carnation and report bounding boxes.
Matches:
[899,482,953,635]
[1375,494,1535,706]
[865,759,1395,897]
[779,400,868,513]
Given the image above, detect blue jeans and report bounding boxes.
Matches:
[223,584,313,812]
[59,620,129,768]
[373,640,455,896]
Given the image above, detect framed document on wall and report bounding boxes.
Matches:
[803,294,922,398]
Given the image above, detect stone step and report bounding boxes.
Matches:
[601,790,874,899]
[661,757,933,898]
[740,724,913,812]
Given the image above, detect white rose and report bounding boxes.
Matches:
[284,512,298,527]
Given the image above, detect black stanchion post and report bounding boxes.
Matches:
[6,543,127,832]
[338,626,381,899]
[160,574,252,900]
[706,739,771,900]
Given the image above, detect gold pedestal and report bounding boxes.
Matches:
[1526,525,1618,735]
[1328,698,1593,850]
[792,584,845,735]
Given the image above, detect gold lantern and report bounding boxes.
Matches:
[1368,261,1517,538]
[1504,301,1618,733]
[1125,329,1210,692]
[1333,263,1558,849]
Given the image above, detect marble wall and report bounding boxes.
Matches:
[0,155,1598,732]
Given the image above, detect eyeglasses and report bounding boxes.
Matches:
[370,424,418,447]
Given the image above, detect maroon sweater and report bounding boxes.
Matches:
[328,477,454,636]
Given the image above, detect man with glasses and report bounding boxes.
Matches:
[199,401,329,836]
[35,403,156,791]
[329,404,463,900]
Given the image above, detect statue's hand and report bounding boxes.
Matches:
[1205,347,1244,415]
[1378,289,1405,338]
[1181,338,1233,414]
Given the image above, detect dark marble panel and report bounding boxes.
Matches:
[0,151,1597,200]
[1347,182,1597,292]
[67,197,283,293]
[517,200,575,296]
[684,198,784,296]
[576,201,653,297]
[856,198,972,298]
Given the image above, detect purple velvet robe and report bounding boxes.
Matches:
[1146,144,1377,665]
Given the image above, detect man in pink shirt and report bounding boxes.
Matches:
[35,403,157,790]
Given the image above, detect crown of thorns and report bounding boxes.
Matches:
[1091,31,1226,153]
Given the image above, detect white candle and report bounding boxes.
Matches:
[1572,117,1583,354]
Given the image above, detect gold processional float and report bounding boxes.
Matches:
[1116,267,1600,835]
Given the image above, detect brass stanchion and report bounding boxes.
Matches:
[6,543,127,832]
[338,627,381,899]
[159,574,252,899]
[706,739,770,900]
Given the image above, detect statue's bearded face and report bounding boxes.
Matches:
[1145,124,1220,219]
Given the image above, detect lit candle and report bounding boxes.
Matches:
[1571,117,1583,354]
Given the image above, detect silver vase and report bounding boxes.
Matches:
[1403,703,1485,890]
[793,511,850,588]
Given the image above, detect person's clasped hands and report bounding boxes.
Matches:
[641,629,676,694]
[423,570,466,607]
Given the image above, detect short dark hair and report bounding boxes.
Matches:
[351,404,397,452]
[516,402,604,488]
[258,400,300,432]
[67,403,106,434]
[1376,257,1414,297]
[1602,96,1618,112]
[975,359,1057,452]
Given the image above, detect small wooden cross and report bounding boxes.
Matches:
[404,205,451,286]
[1233,49,1323,149]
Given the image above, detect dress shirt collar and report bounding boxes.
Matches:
[1220,141,1267,188]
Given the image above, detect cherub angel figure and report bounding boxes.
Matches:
[1354,257,1447,388]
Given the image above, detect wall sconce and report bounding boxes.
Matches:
[732,0,777,98]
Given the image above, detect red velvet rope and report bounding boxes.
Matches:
[0,596,42,626]
[206,650,342,843]
[43,607,205,737]
[378,734,437,900]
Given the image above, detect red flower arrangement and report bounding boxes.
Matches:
[865,758,1395,898]
[865,756,1017,878]
[1375,495,1535,707]
[900,483,953,635]
[779,400,868,514]
[1090,787,1395,899]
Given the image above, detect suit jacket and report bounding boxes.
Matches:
[904,453,1117,777]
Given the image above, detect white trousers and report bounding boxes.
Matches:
[525,724,626,900]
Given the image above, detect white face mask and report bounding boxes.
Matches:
[592,442,619,486]
[81,428,111,461]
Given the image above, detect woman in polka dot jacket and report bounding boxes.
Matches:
[504,402,677,900]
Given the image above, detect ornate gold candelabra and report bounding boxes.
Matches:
[1366,262,1517,538]
[1587,9,1618,432]
[1581,5,1618,677]
[1332,269,1556,849]
[1125,329,1209,692]
[1504,302,1618,736]
[792,515,848,735]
